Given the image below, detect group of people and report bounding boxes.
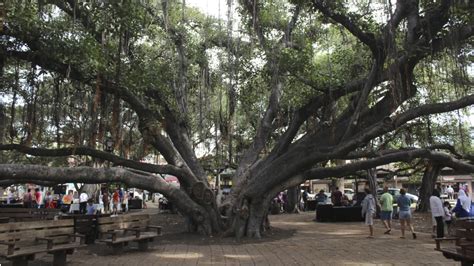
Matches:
[361,185,472,239]
[22,188,53,208]
[361,187,416,239]
[301,187,351,211]
[101,187,130,215]
[17,186,136,216]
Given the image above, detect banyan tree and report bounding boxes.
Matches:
[0,0,473,238]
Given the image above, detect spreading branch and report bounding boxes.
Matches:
[0,164,210,224]
[310,0,378,54]
[0,144,187,177]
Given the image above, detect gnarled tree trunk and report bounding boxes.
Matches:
[416,161,441,212]
[284,186,300,213]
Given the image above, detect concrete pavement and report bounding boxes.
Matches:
[0,211,456,265]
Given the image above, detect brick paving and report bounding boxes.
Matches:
[0,211,457,265]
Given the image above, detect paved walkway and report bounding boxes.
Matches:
[0,212,456,265]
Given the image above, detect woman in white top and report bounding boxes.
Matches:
[430,189,444,238]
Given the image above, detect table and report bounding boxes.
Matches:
[306,200,317,211]
[128,199,142,209]
[315,205,364,222]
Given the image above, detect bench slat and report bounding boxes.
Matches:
[101,232,158,244]
[98,220,149,232]
[97,214,150,225]
[0,219,73,232]
[0,227,74,242]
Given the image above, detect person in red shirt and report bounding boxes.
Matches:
[112,189,120,215]
[34,188,43,208]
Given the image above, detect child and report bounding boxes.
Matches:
[86,199,97,215]
[444,201,453,236]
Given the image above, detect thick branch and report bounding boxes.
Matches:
[0,144,187,177]
[269,149,473,195]
[311,0,377,53]
[244,94,474,198]
[45,0,102,43]
[305,150,474,179]
[0,164,209,224]
[394,94,474,127]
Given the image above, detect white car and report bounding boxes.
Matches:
[344,189,354,201]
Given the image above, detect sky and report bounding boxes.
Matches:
[187,0,229,19]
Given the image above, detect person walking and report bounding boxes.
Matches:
[430,189,444,238]
[23,188,33,208]
[302,189,309,211]
[34,188,43,208]
[331,187,343,206]
[380,187,393,234]
[361,188,376,238]
[112,188,120,215]
[62,190,73,212]
[79,191,89,214]
[102,189,110,214]
[444,201,453,236]
[447,185,454,200]
[122,192,128,213]
[397,188,416,239]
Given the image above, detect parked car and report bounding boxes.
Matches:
[376,188,419,204]
[344,189,354,201]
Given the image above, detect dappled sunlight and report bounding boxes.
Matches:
[154,252,203,259]
[420,243,440,249]
[316,229,364,235]
[272,221,311,226]
[223,254,254,259]
[297,229,364,236]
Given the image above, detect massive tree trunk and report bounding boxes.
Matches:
[416,161,441,212]
[0,103,5,144]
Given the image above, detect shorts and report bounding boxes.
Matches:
[399,210,412,220]
[380,211,392,220]
[365,213,374,225]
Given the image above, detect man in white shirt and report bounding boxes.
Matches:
[430,189,444,238]
[446,186,454,199]
[79,192,89,214]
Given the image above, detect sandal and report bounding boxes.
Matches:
[412,233,417,239]
[367,236,374,238]
[400,236,406,239]
[384,229,391,235]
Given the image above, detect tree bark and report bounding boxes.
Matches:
[284,186,300,213]
[416,161,441,212]
[0,103,5,144]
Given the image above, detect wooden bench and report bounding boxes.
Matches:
[60,213,111,244]
[435,219,474,266]
[97,214,161,252]
[0,219,85,266]
[0,208,61,222]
